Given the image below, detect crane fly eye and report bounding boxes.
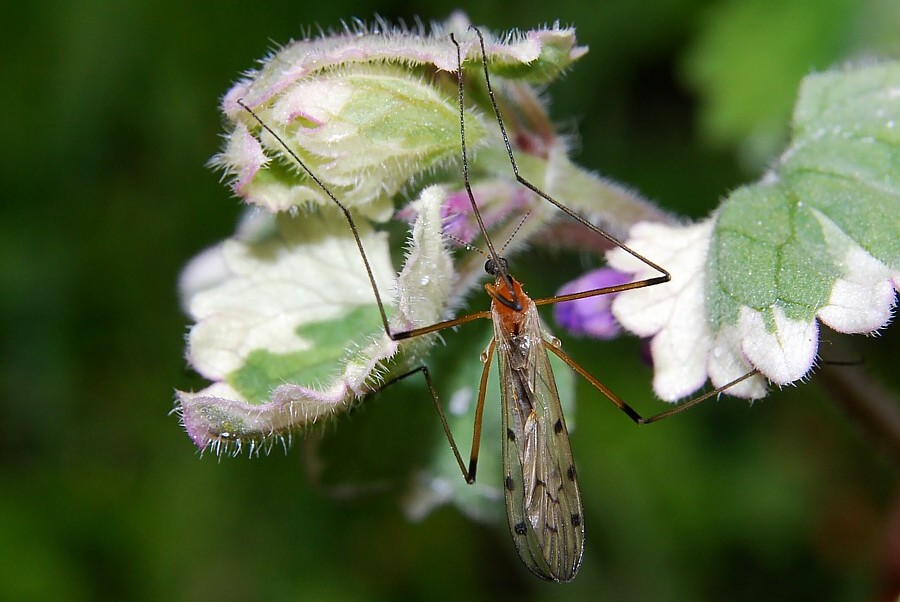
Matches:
[484,256,509,276]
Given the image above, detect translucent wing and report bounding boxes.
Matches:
[495,299,584,582]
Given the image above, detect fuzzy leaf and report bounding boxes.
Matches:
[177,187,452,454]
[213,68,483,220]
[610,61,900,401]
[223,13,586,117]
[212,14,586,219]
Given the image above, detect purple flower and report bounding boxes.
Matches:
[397,182,533,247]
[553,268,633,339]
[440,190,481,244]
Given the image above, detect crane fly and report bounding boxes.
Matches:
[484,257,584,580]
[236,26,759,583]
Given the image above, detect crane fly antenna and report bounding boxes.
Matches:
[500,210,532,255]
[468,26,671,294]
[443,232,490,258]
[450,32,521,312]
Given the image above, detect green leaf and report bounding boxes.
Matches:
[177,188,453,455]
[711,61,900,323]
[213,17,588,218]
[475,30,588,83]
[214,67,484,219]
[609,61,899,400]
[228,305,385,405]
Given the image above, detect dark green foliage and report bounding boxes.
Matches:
[0,2,895,601]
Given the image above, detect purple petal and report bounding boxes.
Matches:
[553,268,634,339]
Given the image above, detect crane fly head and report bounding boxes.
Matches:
[484,256,524,313]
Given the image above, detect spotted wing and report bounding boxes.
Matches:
[496,303,584,582]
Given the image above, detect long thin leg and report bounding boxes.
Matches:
[378,351,494,484]
[545,340,760,424]
[467,27,671,295]
[467,338,496,483]
[533,279,667,307]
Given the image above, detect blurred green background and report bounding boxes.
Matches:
[1,1,898,600]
